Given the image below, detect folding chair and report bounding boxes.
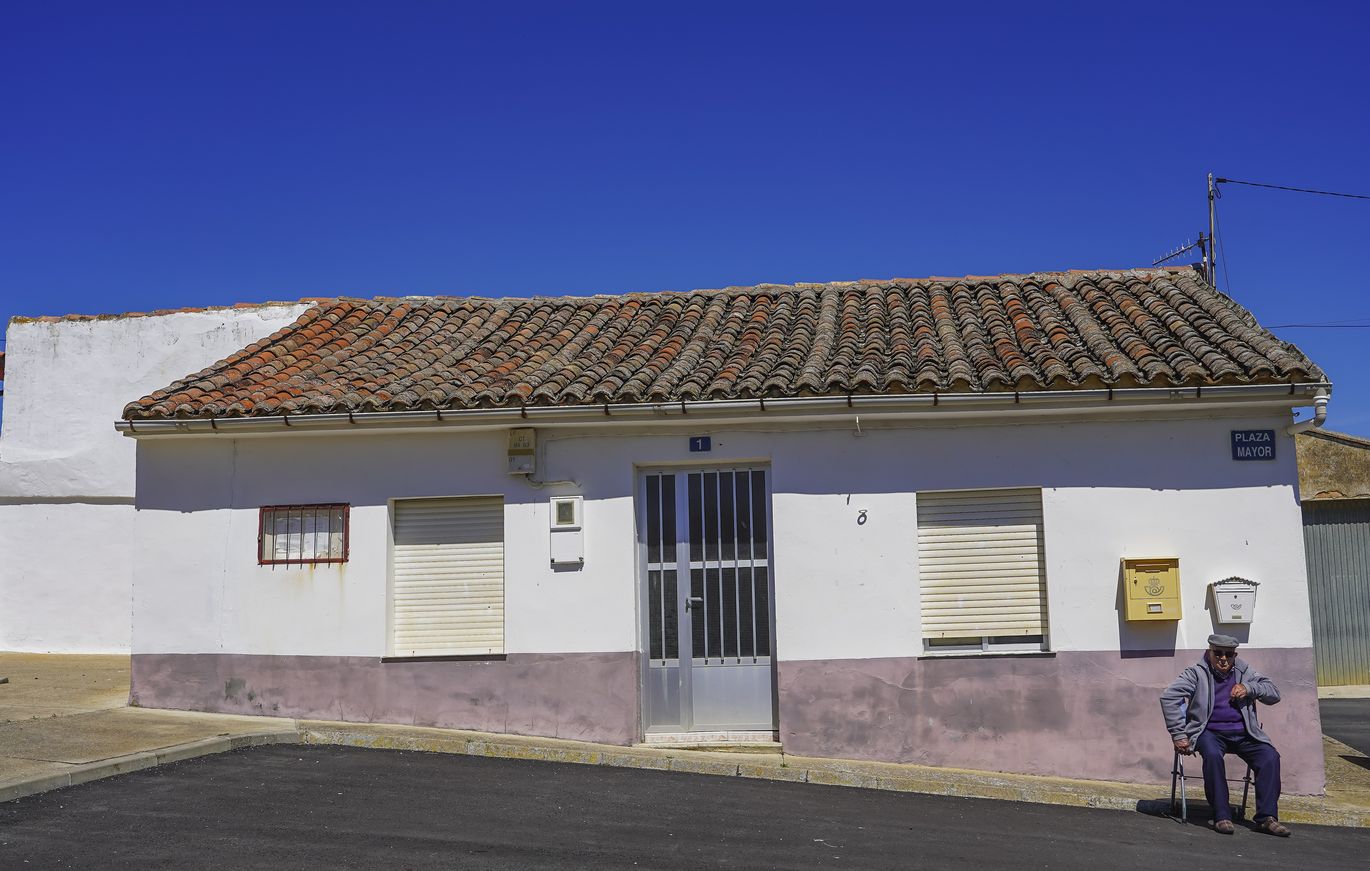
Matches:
[1169,747,1254,823]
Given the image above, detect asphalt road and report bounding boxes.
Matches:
[1321,698,1370,756]
[1,745,1365,870]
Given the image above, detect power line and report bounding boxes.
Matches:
[1216,178,1370,200]
[1270,316,1370,326]
[1269,323,1370,329]
[1204,173,1369,294]
[1214,197,1232,292]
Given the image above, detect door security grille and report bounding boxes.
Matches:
[646,470,770,664]
[643,468,774,732]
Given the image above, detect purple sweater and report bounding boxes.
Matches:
[1208,666,1246,734]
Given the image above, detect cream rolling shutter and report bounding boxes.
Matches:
[917,488,1047,639]
[391,497,504,656]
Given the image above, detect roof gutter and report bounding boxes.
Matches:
[115,382,1331,437]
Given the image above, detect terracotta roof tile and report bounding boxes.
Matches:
[122,268,1327,420]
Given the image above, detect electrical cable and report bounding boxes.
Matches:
[1214,197,1232,292]
[1216,178,1370,201]
[1269,316,1370,326]
[1268,324,1370,329]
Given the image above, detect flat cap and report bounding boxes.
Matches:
[1208,633,1240,648]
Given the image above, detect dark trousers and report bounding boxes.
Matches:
[1196,728,1281,823]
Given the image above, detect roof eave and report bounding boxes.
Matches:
[115,382,1332,437]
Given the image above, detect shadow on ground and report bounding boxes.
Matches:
[1136,797,1265,829]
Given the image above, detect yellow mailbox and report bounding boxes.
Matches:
[1122,557,1181,621]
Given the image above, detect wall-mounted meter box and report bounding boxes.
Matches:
[508,428,536,475]
[1211,577,1259,624]
[1121,557,1181,621]
[549,495,584,566]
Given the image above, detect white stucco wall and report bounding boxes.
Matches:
[771,415,1311,660]
[0,304,311,652]
[128,410,1312,660]
[0,502,135,653]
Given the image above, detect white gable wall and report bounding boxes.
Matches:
[0,305,311,652]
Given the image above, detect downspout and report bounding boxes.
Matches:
[1285,388,1329,435]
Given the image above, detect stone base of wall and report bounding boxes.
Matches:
[777,648,1325,795]
[131,652,640,747]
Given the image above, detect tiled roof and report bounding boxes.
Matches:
[123,268,1326,420]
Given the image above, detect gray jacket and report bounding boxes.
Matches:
[1159,656,1281,745]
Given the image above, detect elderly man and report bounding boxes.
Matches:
[1160,633,1291,836]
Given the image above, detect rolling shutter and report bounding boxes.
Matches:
[391,497,504,657]
[917,488,1047,639]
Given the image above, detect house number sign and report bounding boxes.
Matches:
[689,436,712,452]
[1230,430,1275,461]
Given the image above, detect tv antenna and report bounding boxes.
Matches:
[1152,232,1208,278]
[1150,176,1222,285]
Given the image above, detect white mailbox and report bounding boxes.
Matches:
[549,495,584,567]
[1211,577,1259,624]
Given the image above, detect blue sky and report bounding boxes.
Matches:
[4,3,1368,432]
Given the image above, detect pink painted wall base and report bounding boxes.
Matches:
[131,652,640,747]
[133,647,1324,795]
[778,648,1324,795]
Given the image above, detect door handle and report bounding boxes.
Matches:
[686,596,704,612]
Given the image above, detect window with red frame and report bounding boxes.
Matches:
[259,505,349,565]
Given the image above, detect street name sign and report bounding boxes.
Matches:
[1231,429,1275,461]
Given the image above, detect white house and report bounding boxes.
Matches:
[4,268,1332,793]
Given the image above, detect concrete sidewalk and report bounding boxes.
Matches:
[1320,684,1370,699]
[0,654,297,802]
[4,654,1369,827]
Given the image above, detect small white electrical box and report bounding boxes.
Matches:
[508,428,536,475]
[549,495,584,566]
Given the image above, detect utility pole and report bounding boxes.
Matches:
[1207,172,1218,289]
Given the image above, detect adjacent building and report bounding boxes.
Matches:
[0,302,311,652]
[1297,428,1370,686]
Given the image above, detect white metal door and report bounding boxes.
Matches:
[641,469,774,732]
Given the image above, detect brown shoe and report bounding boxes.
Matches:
[1211,820,1235,835]
[1257,818,1292,837]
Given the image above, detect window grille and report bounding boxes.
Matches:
[258,504,349,565]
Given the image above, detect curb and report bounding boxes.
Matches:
[0,731,300,804]
[298,725,1141,811]
[1318,685,1370,699]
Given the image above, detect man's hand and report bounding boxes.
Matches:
[1230,683,1249,701]
[1173,736,1193,755]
